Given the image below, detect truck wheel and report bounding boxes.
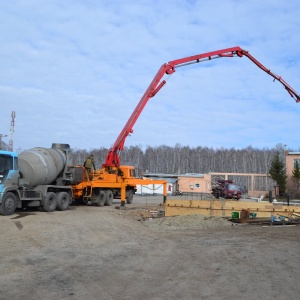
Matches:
[0,192,17,216]
[56,192,70,211]
[126,190,134,204]
[96,190,106,207]
[43,192,57,212]
[104,190,114,206]
[214,192,220,199]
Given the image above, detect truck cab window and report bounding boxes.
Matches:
[130,169,136,178]
[14,157,18,170]
[0,155,13,173]
[228,184,241,191]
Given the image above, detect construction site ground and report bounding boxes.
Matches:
[0,195,299,300]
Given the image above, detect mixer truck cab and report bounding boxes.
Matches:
[0,150,20,215]
[0,150,19,189]
[0,144,84,216]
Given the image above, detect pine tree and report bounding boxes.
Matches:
[292,160,300,179]
[291,160,300,198]
[268,151,287,196]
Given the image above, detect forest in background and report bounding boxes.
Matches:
[71,143,295,175]
[2,142,295,175]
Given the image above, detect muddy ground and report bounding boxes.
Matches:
[0,195,299,300]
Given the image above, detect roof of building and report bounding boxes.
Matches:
[142,173,178,178]
[142,176,178,184]
[142,172,204,179]
[178,173,204,178]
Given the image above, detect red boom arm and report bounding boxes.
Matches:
[103,46,300,167]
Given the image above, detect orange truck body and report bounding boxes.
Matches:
[72,165,167,206]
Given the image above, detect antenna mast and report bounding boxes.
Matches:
[8,111,16,151]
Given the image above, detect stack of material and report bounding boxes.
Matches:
[231,212,300,226]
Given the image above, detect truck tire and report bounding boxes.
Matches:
[96,190,105,207]
[56,192,70,211]
[42,192,57,212]
[104,190,113,206]
[126,190,134,204]
[0,192,17,216]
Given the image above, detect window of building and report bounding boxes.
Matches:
[195,183,200,188]
[293,159,300,168]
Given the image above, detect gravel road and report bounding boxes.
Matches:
[0,195,299,300]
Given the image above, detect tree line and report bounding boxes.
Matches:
[71,143,294,175]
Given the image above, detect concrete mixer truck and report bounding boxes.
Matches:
[0,143,84,216]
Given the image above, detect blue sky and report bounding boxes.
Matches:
[1,0,299,152]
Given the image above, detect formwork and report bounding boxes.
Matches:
[164,199,300,218]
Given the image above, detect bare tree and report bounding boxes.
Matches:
[70,144,292,177]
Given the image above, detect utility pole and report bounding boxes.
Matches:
[0,133,7,150]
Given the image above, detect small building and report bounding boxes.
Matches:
[136,174,178,195]
[285,151,300,178]
[139,173,211,195]
[177,173,211,194]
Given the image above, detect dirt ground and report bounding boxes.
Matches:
[0,195,299,300]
